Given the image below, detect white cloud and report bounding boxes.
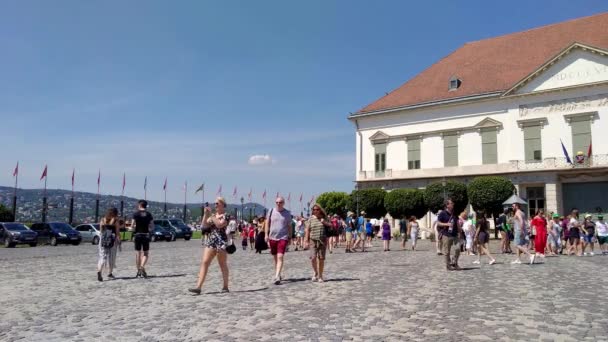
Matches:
[248,154,275,166]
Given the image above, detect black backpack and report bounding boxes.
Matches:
[101,226,115,249]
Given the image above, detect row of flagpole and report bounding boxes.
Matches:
[8,163,318,223]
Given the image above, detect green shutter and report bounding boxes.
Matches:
[571,118,591,155]
[523,125,542,162]
[408,138,421,169]
[443,134,458,167]
[374,144,387,172]
[481,129,497,164]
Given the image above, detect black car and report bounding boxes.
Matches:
[30,222,82,246]
[0,223,38,247]
[153,219,192,241]
[150,225,173,242]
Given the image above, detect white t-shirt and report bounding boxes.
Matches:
[568,217,579,229]
[596,221,608,236]
[462,220,474,237]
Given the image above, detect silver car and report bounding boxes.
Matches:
[74,224,101,245]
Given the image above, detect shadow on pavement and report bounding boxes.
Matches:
[203,287,269,295]
[324,278,359,282]
[388,264,410,267]
[282,277,310,283]
[112,274,187,281]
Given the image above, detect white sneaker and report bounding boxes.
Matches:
[584,252,589,256]
[530,254,536,265]
[511,259,522,264]
[489,259,496,265]
[472,260,480,264]
[311,276,318,282]
[589,252,594,256]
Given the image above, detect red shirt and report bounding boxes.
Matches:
[531,216,547,233]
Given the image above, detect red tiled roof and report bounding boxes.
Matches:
[357,12,608,114]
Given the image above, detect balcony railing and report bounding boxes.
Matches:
[357,154,608,181]
[511,154,608,170]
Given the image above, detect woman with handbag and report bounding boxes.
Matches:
[188,197,230,295]
[305,204,332,282]
[97,207,120,282]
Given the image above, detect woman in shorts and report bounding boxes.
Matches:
[473,213,496,265]
[595,215,608,255]
[189,197,230,295]
[305,204,331,282]
[581,214,596,256]
[567,210,581,256]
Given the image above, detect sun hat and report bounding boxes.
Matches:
[584,214,592,219]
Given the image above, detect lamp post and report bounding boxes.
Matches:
[307,201,311,217]
[240,196,244,224]
[442,177,447,201]
[354,183,360,217]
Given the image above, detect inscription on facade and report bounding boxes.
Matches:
[519,94,608,117]
[548,64,608,83]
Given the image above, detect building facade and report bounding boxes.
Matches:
[350,13,608,217]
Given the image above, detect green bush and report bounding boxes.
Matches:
[384,188,426,219]
[316,192,350,217]
[467,176,515,218]
[0,204,15,222]
[423,180,468,214]
[349,188,387,218]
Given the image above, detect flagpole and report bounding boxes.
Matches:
[69,169,75,225]
[144,177,148,201]
[183,182,187,223]
[95,171,100,223]
[12,163,18,222]
[42,174,48,223]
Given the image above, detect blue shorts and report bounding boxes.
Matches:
[583,235,594,243]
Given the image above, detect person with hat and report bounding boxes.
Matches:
[595,215,608,255]
[547,213,562,256]
[581,214,596,256]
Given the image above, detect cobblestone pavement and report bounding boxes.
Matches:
[0,238,607,342]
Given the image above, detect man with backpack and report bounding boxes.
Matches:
[132,200,154,278]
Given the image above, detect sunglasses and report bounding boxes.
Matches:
[276,202,284,204]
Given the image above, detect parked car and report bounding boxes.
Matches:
[30,222,82,246]
[74,224,101,245]
[154,219,192,241]
[151,225,173,242]
[0,223,38,247]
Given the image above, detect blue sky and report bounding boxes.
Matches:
[1,0,607,205]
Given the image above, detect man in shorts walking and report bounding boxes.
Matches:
[132,200,154,278]
[265,197,292,285]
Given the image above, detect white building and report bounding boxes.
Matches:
[349,13,608,217]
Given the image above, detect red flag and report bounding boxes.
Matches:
[587,142,593,158]
[262,189,266,200]
[232,186,237,198]
[248,188,252,201]
[163,178,167,191]
[40,165,47,181]
[299,193,303,203]
[217,185,222,196]
[13,162,18,177]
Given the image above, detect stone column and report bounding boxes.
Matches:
[545,182,559,214]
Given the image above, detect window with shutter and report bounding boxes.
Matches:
[523,125,542,162]
[571,118,591,155]
[374,144,386,176]
[443,133,458,167]
[408,138,421,170]
[481,129,497,164]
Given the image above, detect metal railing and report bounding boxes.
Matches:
[357,154,608,180]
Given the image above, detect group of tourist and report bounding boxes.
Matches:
[94,196,607,293]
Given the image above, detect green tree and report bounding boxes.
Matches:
[384,189,426,219]
[316,192,350,217]
[349,188,387,218]
[0,204,15,222]
[423,180,469,214]
[467,176,515,217]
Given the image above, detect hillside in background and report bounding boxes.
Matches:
[0,186,269,224]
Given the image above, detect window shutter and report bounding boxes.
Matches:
[571,118,591,154]
[523,125,542,162]
[407,138,421,169]
[481,129,497,164]
[443,134,458,167]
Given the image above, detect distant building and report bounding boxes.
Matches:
[350,13,608,216]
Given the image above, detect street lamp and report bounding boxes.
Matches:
[442,177,447,201]
[307,202,311,217]
[240,196,244,223]
[354,183,360,217]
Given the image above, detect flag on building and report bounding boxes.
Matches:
[40,165,47,181]
[195,183,204,194]
[560,140,572,164]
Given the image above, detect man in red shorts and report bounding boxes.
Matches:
[264,196,292,285]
